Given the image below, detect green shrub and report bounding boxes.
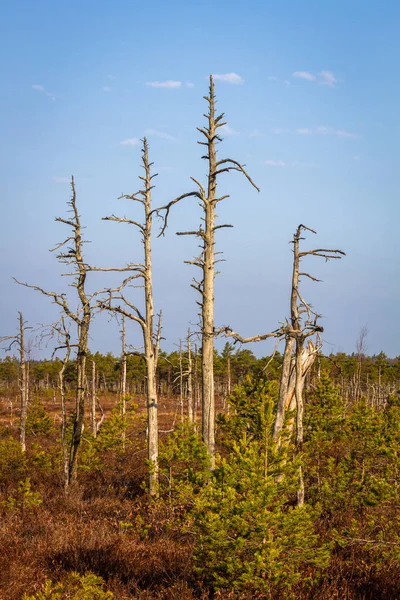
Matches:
[158,420,210,504]
[192,435,328,596]
[79,400,138,472]
[26,399,53,436]
[23,572,113,599]
[0,435,27,480]
[1,478,42,513]
[192,378,329,596]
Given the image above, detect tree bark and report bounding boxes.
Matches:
[18,312,28,453]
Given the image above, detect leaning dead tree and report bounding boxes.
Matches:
[15,179,91,484]
[15,179,133,485]
[225,225,345,505]
[157,75,259,466]
[273,225,345,454]
[100,138,162,496]
[0,312,31,452]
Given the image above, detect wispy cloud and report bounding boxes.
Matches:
[273,126,357,138]
[52,176,70,184]
[219,124,239,136]
[292,70,338,87]
[213,72,244,84]
[264,160,316,168]
[317,126,357,138]
[318,70,337,87]
[268,76,278,81]
[120,138,141,147]
[185,81,195,88]
[145,129,178,141]
[103,86,112,92]
[146,80,182,88]
[292,71,316,82]
[264,160,287,167]
[296,128,312,135]
[32,84,56,100]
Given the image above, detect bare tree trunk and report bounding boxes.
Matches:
[18,312,28,453]
[273,337,295,444]
[120,316,127,448]
[15,178,107,486]
[57,318,71,489]
[90,360,97,437]
[187,329,194,424]
[179,340,184,422]
[102,139,161,496]
[157,76,259,467]
[121,316,127,406]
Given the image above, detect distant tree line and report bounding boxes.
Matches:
[1,346,398,406]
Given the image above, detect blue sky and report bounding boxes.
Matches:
[0,0,399,358]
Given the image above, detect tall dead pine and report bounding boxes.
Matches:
[224,225,344,504]
[16,179,92,485]
[158,75,259,466]
[101,138,162,496]
[274,225,345,505]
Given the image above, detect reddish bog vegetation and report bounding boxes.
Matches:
[1,380,400,600]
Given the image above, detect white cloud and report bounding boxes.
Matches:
[264,160,315,168]
[145,80,182,88]
[213,72,244,84]
[185,81,195,88]
[317,126,357,138]
[273,126,357,138]
[52,176,70,184]
[120,138,141,147]
[103,86,112,92]
[219,124,239,136]
[145,129,178,141]
[264,160,287,167]
[318,70,337,87]
[292,71,316,82]
[32,84,56,100]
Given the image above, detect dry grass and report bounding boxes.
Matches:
[0,390,399,599]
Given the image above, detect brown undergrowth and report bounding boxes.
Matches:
[0,391,399,599]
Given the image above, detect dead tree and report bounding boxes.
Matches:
[225,225,345,505]
[89,360,104,437]
[120,316,127,403]
[157,75,259,466]
[273,226,345,454]
[354,326,368,402]
[15,179,133,485]
[187,329,194,424]
[48,316,74,488]
[0,312,31,452]
[100,138,162,496]
[14,180,91,484]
